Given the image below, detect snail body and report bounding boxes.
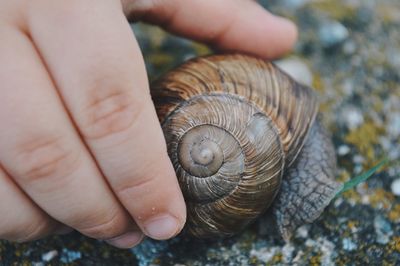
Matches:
[151,54,342,239]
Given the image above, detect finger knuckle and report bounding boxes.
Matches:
[115,172,156,201]
[79,209,127,239]
[1,217,51,242]
[16,220,50,242]
[79,83,143,140]
[12,135,80,183]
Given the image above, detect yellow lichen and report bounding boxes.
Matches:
[342,188,362,203]
[249,256,258,264]
[337,170,351,183]
[192,42,211,56]
[147,53,174,68]
[376,4,400,23]
[308,1,357,21]
[347,220,359,231]
[152,258,161,265]
[344,122,385,165]
[369,188,395,210]
[271,253,283,264]
[312,74,325,92]
[139,24,167,49]
[387,236,400,253]
[309,253,322,266]
[388,204,400,223]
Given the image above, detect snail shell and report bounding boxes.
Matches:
[151,54,319,238]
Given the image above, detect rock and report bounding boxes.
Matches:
[387,114,400,138]
[343,40,357,55]
[374,216,393,245]
[41,250,58,262]
[340,107,364,130]
[249,246,279,263]
[275,58,313,86]
[318,20,349,48]
[342,238,357,251]
[60,249,82,264]
[337,145,351,156]
[282,0,310,9]
[282,243,295,263]
[295,225,309,239]
[391,178,400,196]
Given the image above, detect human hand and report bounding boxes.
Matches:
[0,0,297,249]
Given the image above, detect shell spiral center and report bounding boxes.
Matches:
[178,125,226,177]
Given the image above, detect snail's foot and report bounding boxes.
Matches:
[272,117,343,241]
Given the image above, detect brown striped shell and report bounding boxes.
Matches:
[151,54,318,238]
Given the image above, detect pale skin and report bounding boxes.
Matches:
[0,0,297,249]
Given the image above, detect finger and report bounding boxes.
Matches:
[123,0,298,59]
[0,24,142,247]
[0,165,59,242]
[27,0,186,240]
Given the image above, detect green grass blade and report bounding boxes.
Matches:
[336,158,389,196]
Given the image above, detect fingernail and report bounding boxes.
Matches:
[106,231,144,249]
[144,214,181,240]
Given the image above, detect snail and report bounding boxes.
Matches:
[150,54,343,240]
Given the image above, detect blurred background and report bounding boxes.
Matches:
[1,0,399,265]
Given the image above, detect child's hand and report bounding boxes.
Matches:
[0,0,296,248]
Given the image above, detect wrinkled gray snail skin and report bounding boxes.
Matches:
[150,54,343,240]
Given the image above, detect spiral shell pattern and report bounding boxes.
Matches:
[151,54,319,238]
[162,94,284,237]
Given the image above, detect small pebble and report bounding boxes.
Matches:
[345,108,364,130]
[391,178,400,196]
[337,145,351,156]
[319,238,336,266]
[318,20,349,48]
[354,165,363,174]
[387,114,400,138]
[41,250,58,262]
[60,249,82,263]
[352,155,365,164]
[341,79,355,96]
[305,239,316,247]
[343,40,357,55]
[386,48,400,68]
[374,216,393,245]
[342,238,357,251]
[282,0,310,9]
[295,225,309,239]
[249,247,278,263]
[275,58,313,86]
[282,243,295,263]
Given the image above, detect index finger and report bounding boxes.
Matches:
[122,0,298,59]
[27,0,186,240]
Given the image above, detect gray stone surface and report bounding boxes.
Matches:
[1,0,400,265]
